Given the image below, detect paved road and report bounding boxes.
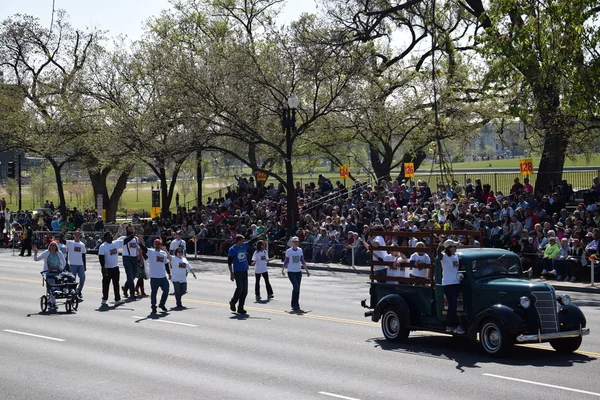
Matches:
[1,249,599,400]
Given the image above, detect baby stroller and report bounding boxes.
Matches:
[40,270,79,313]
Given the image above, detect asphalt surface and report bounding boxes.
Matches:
[1,249,599,400]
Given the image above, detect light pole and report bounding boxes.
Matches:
[281,94,299,238]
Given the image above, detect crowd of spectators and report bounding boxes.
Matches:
[2,174,600,282]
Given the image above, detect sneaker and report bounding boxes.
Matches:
[541,269,548,275]
[446,326,454,333]
[229,300,236,312]
[550,270,557,276]
[528,269,533,278]
[121,286,128,297]
[237,308,247,315]
[268,294,274,299]
[101,299,107,305]
[570,277,577,282]
[256,296,261,301]
[151,307,157,315]
[77,292,83,299]
[159,305,168,313]
[115,299,125,306]
[556,275,564,281]
[453,326,466,335]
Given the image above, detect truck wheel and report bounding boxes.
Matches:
[381,306,410,343]
[550,336,582,354]
[479,318,513,357]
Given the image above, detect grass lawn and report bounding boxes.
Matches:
[419,154,600,171]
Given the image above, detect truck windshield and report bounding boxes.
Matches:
[471,257,522,279]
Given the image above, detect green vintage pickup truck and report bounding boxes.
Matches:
[361,231,590,357]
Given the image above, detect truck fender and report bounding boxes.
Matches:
[467,304,527,341]
[372,294,410,325]
[557,303,587,331]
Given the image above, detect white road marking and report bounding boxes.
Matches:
[483,374,600,397]
[131,316,197,327]
[318,391,361,400]
[3,329,65,342]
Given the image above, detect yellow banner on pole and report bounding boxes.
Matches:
[404,162,415,178]
[519,158,533,176]
[339,165,349,179]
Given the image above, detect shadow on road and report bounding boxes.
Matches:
[368,336,596,372]
[229,313,271,321]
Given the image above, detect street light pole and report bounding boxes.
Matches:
[282,94,299,239]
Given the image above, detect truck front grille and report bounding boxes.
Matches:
[532,291,558,333]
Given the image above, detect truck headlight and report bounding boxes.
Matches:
[558,294,571,306]
[519,296,531,309]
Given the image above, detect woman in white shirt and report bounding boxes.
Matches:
[170,247,197,308]
[282,237,310,312]
[438,239,464,335]
[251,240,274,301]
[33,242,66,309]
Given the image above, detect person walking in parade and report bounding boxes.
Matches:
[117,224,142,299]
[251,240,274,301]
[135,234,148,296]
[282,236,310,313]
[66,230,87,298]
[170,247,197,309]
[33,241,66,311]
[147,238,172,314]
[228,234,261,315]
[98,231,125,306]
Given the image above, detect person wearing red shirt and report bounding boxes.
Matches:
[523,177,534,194]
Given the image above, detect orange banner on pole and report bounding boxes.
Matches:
[404,162,415,178]
[519,158,533,176]
[339,165,349,179]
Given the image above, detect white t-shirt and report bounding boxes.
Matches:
[252,250,269,274]
[409,252,431,278]
[147,249,169,279]
[285,248,304,273]
[441,252,460,286]
[385,254,407,283]
[117,236,139,257]
[170,255,192,283]
[170,239,186,254]
[98,239,124,269]
[66,240,86,266]
[372,235,387,271]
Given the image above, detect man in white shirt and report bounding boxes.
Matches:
[66,230,87,298]
[364,225,387,282]
[147,238,172,314]
[98,232,125,306]
[169,231,186,255]
[116,224,142,299]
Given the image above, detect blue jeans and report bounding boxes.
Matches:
[69,264,86,293]
[288,271,302,309]
[123,257,137,296]
[150,277,170,308]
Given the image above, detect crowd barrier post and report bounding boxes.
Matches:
[351,243,355,268]
[194,238,198,260]
[266,239,269,257]
[592,261,595,287]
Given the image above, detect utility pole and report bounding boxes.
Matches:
[17,153,22,211]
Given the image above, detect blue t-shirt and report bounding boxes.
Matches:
[228,243,249,272]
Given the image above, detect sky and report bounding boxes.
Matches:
[0,0,318,40]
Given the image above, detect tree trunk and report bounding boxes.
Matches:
[89,168,130,223]
[534,130,568,194]
[158,165,181,218]
[369,143,393,182]
[48,159,67,216]
[196,149,202,207]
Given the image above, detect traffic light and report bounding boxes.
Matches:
[7,161,15,179]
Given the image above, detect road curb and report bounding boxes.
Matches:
[191,256,600,293]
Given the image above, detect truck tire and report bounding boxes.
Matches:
[550,336,582,354]
[479,318,513,357]
[381,306,410,343]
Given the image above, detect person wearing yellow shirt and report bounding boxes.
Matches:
[541,237,560,277]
